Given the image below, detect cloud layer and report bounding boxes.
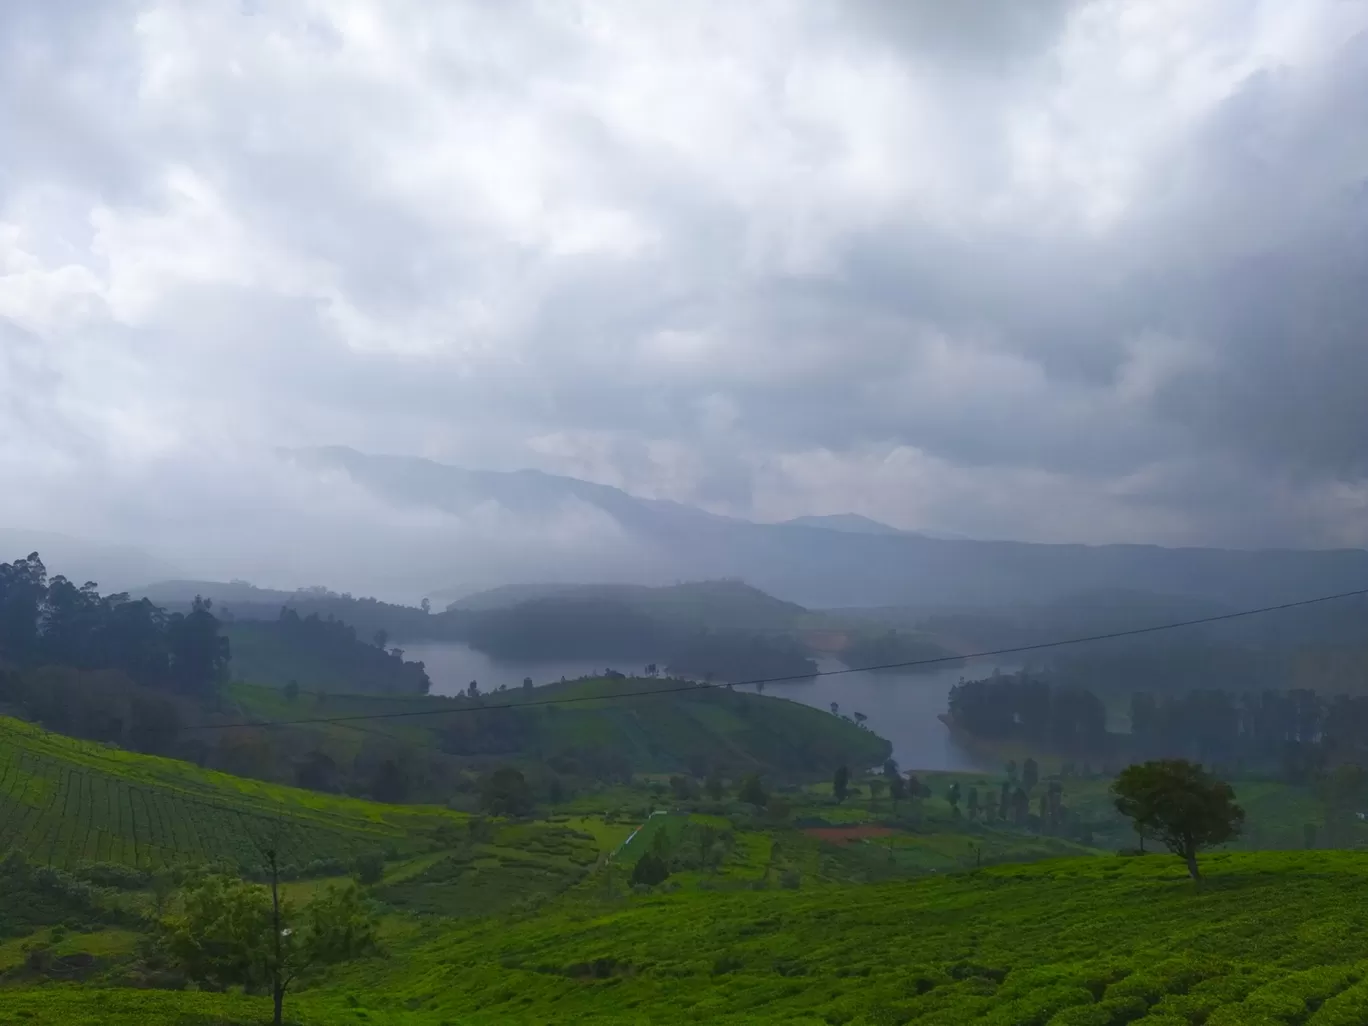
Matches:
[3,0,1367,584]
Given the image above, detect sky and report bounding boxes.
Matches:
[3,0,1368,588]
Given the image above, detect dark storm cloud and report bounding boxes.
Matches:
[1,0,1366,574]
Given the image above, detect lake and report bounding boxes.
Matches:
[401,641,1009,772]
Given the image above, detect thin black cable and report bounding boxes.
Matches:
[187,586,1368,732]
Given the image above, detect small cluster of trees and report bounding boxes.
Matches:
[631,820,735,887]
[831,760,926,810]
[949,759,1071,834]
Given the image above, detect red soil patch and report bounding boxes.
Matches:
[803,825,897,845]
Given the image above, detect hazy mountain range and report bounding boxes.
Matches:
[288,448,1368,610]
[7,448,1366,611]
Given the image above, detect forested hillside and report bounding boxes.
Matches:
[946,669,1368,799]
[140,579,453,643]
[225,612,432,695]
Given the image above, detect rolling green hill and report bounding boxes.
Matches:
[444,578,810,632]
[0,673,892,813]
[224,673,891,788]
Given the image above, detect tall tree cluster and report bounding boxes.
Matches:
[948,672,1107,752]
[1129,688,1350,777]
[0,552,228,695]
[949,668,1368,782]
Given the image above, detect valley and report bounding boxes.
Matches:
[9,8,1368,1023]
[4,547,1368,1025]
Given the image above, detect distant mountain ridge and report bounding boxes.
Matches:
[782,514,905,535]
[293,447,1368,610]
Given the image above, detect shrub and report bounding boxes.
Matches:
[1206,965,1363,1026]
[1046,996,1148,1025]
[353,852,386,886]
[977,985,1093,1025]
[713,953,743,976]
[631,852,669,887]
[1308,975,1368,1025]
[73,862,151,890]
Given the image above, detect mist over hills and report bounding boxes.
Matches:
[781,514,907,536]
[8,447,1366,612]
[299,448,1368,610]
[0,529,181,592]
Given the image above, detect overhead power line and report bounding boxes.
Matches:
[187,585,1368,733]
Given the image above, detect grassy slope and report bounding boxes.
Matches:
[911,768,1365,854]
[10,852,1368,1024]
[0,716,465,871]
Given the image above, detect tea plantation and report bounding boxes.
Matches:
[0,717,467,873]
[5,716,1368,1025]
[6,852,1368,1024]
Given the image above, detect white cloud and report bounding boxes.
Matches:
[2,0,1367,579]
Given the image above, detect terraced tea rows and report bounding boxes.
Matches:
[0,717,463,871]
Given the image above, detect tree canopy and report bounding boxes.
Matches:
[0,552,227,695]
[480,766,534,817]
[1111,759,1245,880]
[163,873,377,1025]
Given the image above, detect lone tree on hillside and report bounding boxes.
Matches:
[632,850,669,886]
[1111,759,1244,880]
[480,766,533,817]
[738,772,768,809]
[164,869,377,1026]
[833,765,850,803]
[889,773,907,809]
[705,771,725,802]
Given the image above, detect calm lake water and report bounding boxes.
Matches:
[401,642,1011,773]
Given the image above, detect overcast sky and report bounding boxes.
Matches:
[3,0,1368,575]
